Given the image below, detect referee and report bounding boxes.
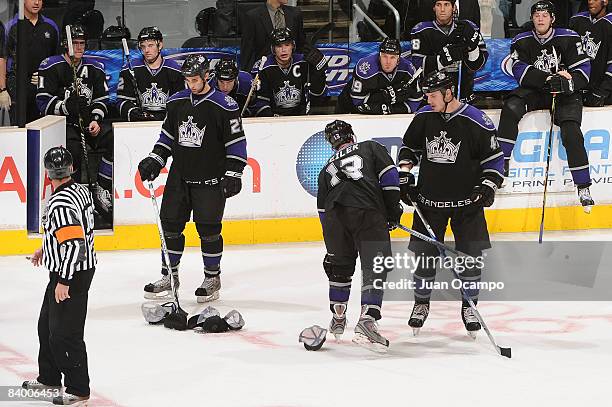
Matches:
[24,146,95,406]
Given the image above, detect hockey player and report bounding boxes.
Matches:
[317,120,402,352]
[255,28,327,116]
[397,71,504,337]
[569,0,612,106]
[138,54,247,303]
[499,1,594,211]
[210,57,264,117]
[410,0,488,103]
[336,37,422,115]
[116,26,185,122]
[36,24,114,220]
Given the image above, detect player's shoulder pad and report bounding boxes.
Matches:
[411,21,435,35]
[355,54,381,80]
[260,55,277,71]
[460,19,479,30]
[167,88,191,103]
[603,13,612,25]
[458,104,496,131]
[236,71,254,95]
[206,88,239,111]
[293,54,305,64]
[553,28,581,39]
[571,11,590,21]
[414,104,434,116]
[38,55,65,70]
[162,57,182,72]
[82,56,106,72]
[130,56,146,69]
[397,56,416,75]
[511,30,533,45]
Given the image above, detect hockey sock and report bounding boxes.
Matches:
[458,262,482,304]
[97,157,113,191]
[560,121,591,186]
[329,280,351,314]
[201,234,223,277]
[413,271,435,304]
[161,231,185,276]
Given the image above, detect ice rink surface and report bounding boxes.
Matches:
[1,230,611,406]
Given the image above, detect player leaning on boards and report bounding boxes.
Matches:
[397,71,504,338]
[336,37,422,115]
[255,27,327,116]
[116,26,185,122]
[23,147,96,406]
[316,120,402,353]
[138,54,247,303]
[499,1,594,212]
[569,0,612,107]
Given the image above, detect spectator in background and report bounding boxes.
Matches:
[6,0,59,124]
[0,21,10,118]
[336,38,422,115]
[240,0,306,71]
[255,28,327,116]
[403,0,481,37]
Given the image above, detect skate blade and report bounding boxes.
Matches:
[143,291,172,300]
[196,291,220,303]
[467,330,478,340]
[332,332,343,342]
[352,333,388,354]
[583,205,592,214]
[412,327,421,337]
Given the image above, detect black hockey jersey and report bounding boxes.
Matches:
[410,19,487,99]
[349,54,422,113]
[255,53,327,116]
[36,55,110,124]
[398,104,503,209]
[508,28,591,91]
[116,57,185,121]
[569,12,612,94]
[209,70,266,117]
[150,88,247,182]
[317,140,400,219]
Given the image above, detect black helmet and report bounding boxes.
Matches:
[215,58,239,81]
[531,1,555,18]
[138,26,163,43]
[181,54,210,78]
[379,37,401,55]
[421,70,455,95]
[271,27,294,47]
[325,120,355,150]
[434,0,456,4]
[44,147,73,180]
[101,24,130,41]
[62,24,87,50]
[195,8,216,36]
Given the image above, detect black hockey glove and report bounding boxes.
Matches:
[303,44,327,72]
[138,155,164,182]
[583,89,608,107]
[221,170,242,198]
[375,82,420,105]
[454,21,479,51]
[437,44,466,67]
[129,108,157,122]
[63,93,88,118]
[356,103,392,115]
[544,74,574,95]
[470,178,498,207]
[387,203,404,230]
[399,169,417,205]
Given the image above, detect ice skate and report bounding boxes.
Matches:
[408,302,430,336]
[52,392,89,406]
[462,304,481,339]
[92,183,112,214]
[21,380,61,401]
[143,274,175,300]
[578,185,594,214]
[196,275,221,303]
[353,315,389,353]
[329,303,347,341]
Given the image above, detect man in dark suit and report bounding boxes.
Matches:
[239,0,306,71]
[403,0,480,36]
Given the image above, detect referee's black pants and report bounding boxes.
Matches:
[37,269,94,397]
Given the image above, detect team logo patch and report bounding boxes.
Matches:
[44,31,51,39]
[581,31,601,60]
[274,80,301,108]
[178,116,205,147]
[142,83,167,109]
[225,95,238,107]
[533,49,559,73]
[71,78,93,104]
[426,131,461,164]
[490,135,500,150]
[482,113,494,127]
[358,61,371,75]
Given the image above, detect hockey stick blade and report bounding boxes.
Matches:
[394,223,475,259]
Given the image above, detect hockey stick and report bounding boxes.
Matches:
[396,202,512,358]
[121,38,145,109]
[395,223,474,259]
[147,181,186,315]
[538,94,557,244]
[65,25,94,194]
[241,55,267,117]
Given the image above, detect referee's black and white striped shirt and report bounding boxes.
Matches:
[43,181,96,284]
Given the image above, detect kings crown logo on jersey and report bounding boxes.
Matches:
[427,131,461,164]
[64,78,93,104]
[178,116,205,147]
[581,31,601,60]
[142,83,167,110]
[534,49,560,73]
[275,80,302,108]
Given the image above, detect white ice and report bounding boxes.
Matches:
[1,230,612,406]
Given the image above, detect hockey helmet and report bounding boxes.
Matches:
[181,54,210,78]
[138,26,163,43]
[215,57,239,81]
[421,70,456,95]
[101,24,130,41]
[325,120,355,150]
[531,1,555,18]
[61,24,87,50]
[433,0,456,5]
[379,37,401,55]
[271,27,295,49]
[195,8,216,36]
[44,147,73,180]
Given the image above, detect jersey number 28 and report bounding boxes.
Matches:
[326,156,364,186]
